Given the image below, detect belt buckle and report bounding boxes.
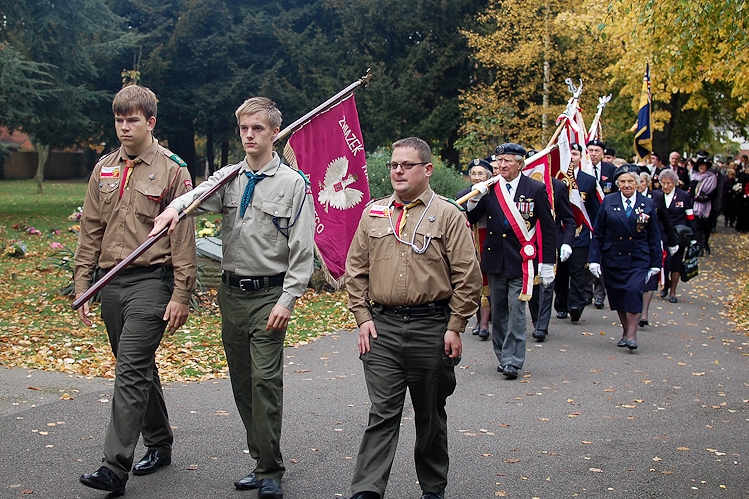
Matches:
[239,278,261,292]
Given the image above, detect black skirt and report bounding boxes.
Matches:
[602,266,648,313]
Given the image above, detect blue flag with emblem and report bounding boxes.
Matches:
[633,64,652,162]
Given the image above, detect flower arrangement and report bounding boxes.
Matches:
[4,240,27,258]
[67,207,83,222]
[196,218,221,238]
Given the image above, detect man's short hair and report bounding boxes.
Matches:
[392,137,432,163]
[112,85,158,119]
[235,97,282,129]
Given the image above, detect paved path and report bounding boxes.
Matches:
[1,227,748,498]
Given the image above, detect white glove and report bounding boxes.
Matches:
[668,245,679,256]
[589,262,601,279]
[690,240,697,245]
[539,263,555,287]
[559,244,572,262]
[646,267,660,283]
[466,182,489,211]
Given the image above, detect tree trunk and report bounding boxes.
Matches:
[206,128,215,176]
[221,140,229,169]
[34,143,50,194]
[167,129,197,184]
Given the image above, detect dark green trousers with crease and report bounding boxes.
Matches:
[218,282,286,481]
[350,306,456,498]
[99,266,174,481]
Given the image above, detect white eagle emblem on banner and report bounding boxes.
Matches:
[317,156,364,212]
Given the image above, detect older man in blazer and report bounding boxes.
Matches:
[466,143,556,379]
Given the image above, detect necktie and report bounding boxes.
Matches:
[625,199,632,217]
[240,170,267,217]
[119,159,140,199]
[506,183,512,195]
[392,199,422,238]
[594,164,599,181]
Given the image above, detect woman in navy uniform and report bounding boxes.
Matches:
[658,169,697,302]
[588,165,661,350]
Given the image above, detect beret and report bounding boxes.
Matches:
[613,163,640,181]
[570,143,583,152]
[483,154,497,163]
[495,143,527,157]
[468,158,493,174]
[604,147,615,156]
[586,139,605,149]
[525,149,538,159]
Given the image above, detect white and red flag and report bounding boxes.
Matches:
[522,133,592,231]
[284,94,370,287]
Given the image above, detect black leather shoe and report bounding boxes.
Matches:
[594,299,604,309]
[234,471,261,490]
[478,328,490,340]
[342,492,380,499]
[660,289,668,298]
[617,338,628,348]
[627,340,638,350]
[421,493,445,499]
[556,310,568,319]
[258,478,284,499]
[569,307,581,323]
[532,330,546,342]
[132,449,171,475]
[80,466,125,496]
[669,295,678,303]
[638,319,649,327]
[497,365,504,373]
[502,365,518,379]
[471,325,480,335]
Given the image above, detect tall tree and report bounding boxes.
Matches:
[458,0,617,158]
[598,0,749,154]
[0,0,133,192]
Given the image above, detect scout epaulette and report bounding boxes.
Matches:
[441,195,466,212]
[164,149,188,167]
[296,168,311,185]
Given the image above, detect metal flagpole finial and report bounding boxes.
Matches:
[360,68,373,87]
[597,94,612,111]
[565,78,584,99]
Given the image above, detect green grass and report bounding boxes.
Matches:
[0,179,355,381]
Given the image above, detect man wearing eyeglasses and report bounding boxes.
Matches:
[343,137,481,499]
[465,143,556,379]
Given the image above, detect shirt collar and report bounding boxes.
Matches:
[621,192,636,205]
[393,186,434,206]
[507,174,521,191]
[243,151,281,176]
[118,137,159,165]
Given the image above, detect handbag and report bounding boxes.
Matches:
[674,224,693,248]
[681,242,700,282]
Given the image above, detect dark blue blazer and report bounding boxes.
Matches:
[467,174,556,277]
[644,188,677,247]
[663,188,697,235]
[572,170,600,249]
[597,161,618,195]
[552,177,576,250]
[588,192,661,270]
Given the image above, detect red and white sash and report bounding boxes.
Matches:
[495,177,537,301]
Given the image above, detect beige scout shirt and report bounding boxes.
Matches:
[167,152,315,312]
[346,186,482,333]
[74,138,198,304]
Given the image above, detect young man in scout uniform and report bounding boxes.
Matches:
[343,137,481,499]
[151,97,315,499]
[466,143,556,379]
[76,85,197,496]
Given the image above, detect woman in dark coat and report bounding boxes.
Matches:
[588,165,661,350]
[721,168,739,228]
[658,169,697,302]
[736,170,749,232]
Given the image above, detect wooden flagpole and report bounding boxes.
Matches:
[73,70,374,310]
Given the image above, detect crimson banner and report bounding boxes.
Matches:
[285,95,370,286]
